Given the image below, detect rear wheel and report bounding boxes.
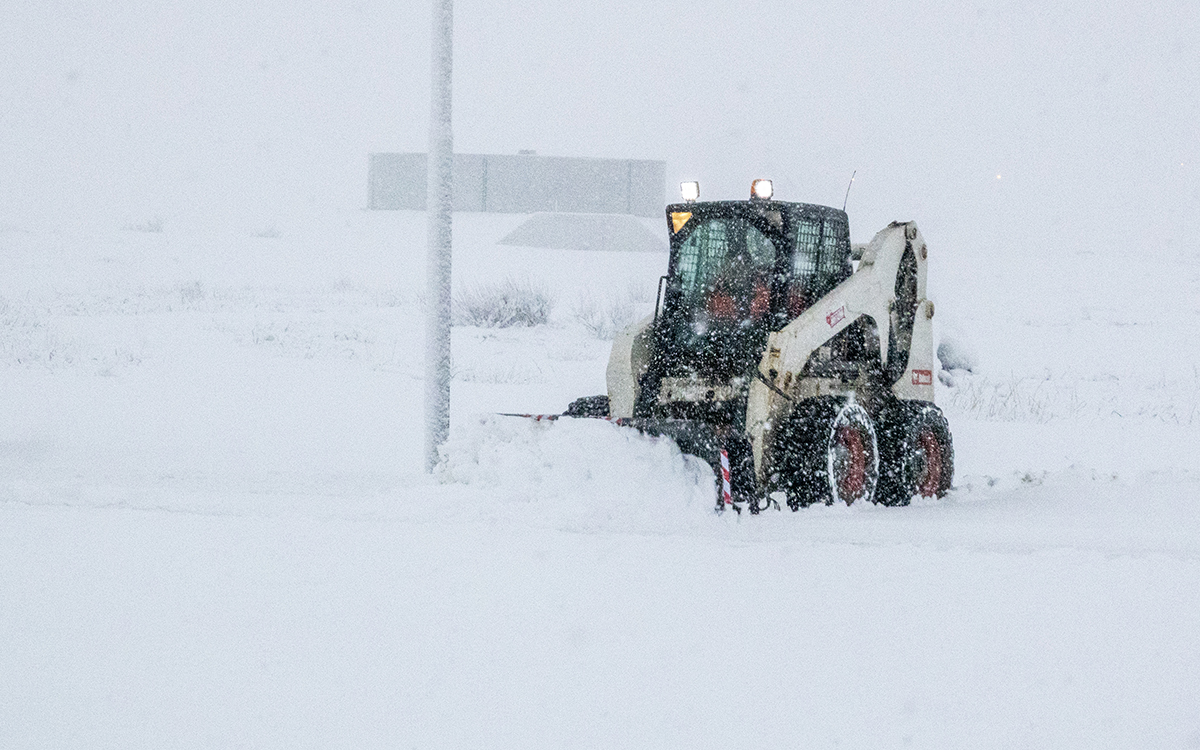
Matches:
[772,398,880,509]
[877,401,954,505]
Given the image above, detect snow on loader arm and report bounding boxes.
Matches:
[528,179,953,513]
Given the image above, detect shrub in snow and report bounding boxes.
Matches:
[572,292,637,339]
[944,375,1056,423]
[0,295,80,368]
[452,278,553,328]
[178,281,206,305]
[122,218,163,233]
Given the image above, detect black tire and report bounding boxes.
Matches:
[771,397,880,509]
[563,395,610,418]
[876,401,954,506]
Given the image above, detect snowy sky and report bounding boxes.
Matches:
[2,0,1196,252]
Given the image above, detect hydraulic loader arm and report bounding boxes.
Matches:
[745,221,937,473]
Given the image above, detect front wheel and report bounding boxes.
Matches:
[772,398,880,509]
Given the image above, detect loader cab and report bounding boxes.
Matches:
[657,197,852,363]
[639,189,853,420]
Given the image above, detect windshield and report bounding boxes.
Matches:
[663,215,779,376]
[676,217,776,321]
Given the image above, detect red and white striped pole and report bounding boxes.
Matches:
[719,448,733,510]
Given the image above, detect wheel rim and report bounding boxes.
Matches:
[833,425,868,503]
[916,428,943,497]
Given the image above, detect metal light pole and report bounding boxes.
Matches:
[425,0,453,472]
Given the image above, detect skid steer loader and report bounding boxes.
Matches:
[562,179,953,512]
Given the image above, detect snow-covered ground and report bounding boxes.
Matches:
[3,209,1199,748]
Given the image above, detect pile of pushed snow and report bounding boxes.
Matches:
[438,415,721,533]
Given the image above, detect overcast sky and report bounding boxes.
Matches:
[2,0,1196,253]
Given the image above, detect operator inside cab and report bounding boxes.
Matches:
[708,243,772,324]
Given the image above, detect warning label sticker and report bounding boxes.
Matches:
[911,369,933,385]
[826,306,845,327]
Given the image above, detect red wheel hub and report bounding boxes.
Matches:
[917,428,943,497]
[834,426,867,502]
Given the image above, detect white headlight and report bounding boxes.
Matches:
[680,181,700,202]
[751,179,773,200]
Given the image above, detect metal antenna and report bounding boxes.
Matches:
[842,170,856,212]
